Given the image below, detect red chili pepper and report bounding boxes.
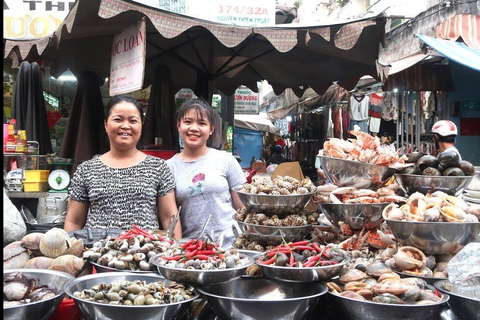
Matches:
[295,245,315,251]
[261,256,276,265]
[303,260,316,267]
[289,253,295,266]
[181,240,194,249]
[197,239,203,249]
[288,241,309,247]
[306,255,320,263]
[185,244,199,251]
[162,255,182,261]
[185,249,199,258]
[197,250,217,255]
[196,254,210,260]
[311,242,323,253]
[218,253,225,260]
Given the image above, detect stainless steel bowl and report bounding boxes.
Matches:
[89,261,159,274]
[235,217,312,244]
[395,173,473,196]
[64,272,198,320]
[385,219,480,254]
[197,278,327,320]
[4,269,74,320]
[232,186,313,215]
[318,156,398,190]
[257,256,350,282]
[394,270,447,286]
[150,253,254,286]
[434,280,480,320]
[318,202,390,230]
[327,290,449,320]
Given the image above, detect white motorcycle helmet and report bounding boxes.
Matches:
[431,120,458,136]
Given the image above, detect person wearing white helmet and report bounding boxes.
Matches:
[431,120,462,160]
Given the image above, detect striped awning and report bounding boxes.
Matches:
[436,14,480,49]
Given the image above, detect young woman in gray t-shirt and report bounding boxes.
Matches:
[166,99,246,248]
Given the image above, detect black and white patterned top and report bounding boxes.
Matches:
[69,155,175,230]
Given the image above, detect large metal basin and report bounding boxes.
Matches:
[318,202,389,230]
[385,219,480,254]
[395,173,473,196]
[434,280,480,320]
[232,186,313,215]
[197,278,327,320]
[318,156,397,190]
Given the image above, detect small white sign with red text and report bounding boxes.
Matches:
[109,17,146,96]
[234,86,259,114]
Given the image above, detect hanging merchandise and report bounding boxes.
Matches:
[349,93,369,132]
[368,93,383,134]
[381,91,398,121]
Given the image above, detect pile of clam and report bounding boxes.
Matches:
[4,271,58,307]
[382,191,479,222]
[3,227,85,276]
[380,246,449,279]
[327,263,445,305]
[314,185,407,204]
[155,248,251,270]
[238,175,317,195]
[83,234,173,272]
[234,209,318,227]
[73,279,195,305]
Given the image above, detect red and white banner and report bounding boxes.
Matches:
[109,17,146,96]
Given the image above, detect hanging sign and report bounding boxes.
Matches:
[109,17,146,96]
[186,0,275,26]
[234,86,259,114]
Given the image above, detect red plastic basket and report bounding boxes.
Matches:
[48,297,82,320]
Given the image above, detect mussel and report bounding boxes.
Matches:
[422,167,441,176]
[442,167,465,176]
[437,149,460,169]
[408,151,426,164]
[457,160,475,176]
[416,155,438,172]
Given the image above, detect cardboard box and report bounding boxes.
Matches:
[252,161,266,173]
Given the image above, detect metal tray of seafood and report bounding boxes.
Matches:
[232,186,314,215]
[318,156,398,190]
[89,261,160,275]
[393,270,447,286]
[235,217,312,245]
[434,280,480,320]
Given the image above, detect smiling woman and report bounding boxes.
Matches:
[166,98,247,248]
[63,95,182,238]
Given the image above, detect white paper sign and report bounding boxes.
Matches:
[234,86,259,114]
[186,0,275,26]
[109,17,146,96]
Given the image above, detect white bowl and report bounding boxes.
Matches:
[464,189,480,199]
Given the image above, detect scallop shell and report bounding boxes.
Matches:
[39,227,72,258]
[48,254,84,276]
[23,256,55,269]
[21,232,44,251]
[64,238,85,257]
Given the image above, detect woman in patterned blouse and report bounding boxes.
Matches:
[64,95,181,238]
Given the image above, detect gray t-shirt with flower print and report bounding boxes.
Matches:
[166,148,246,248]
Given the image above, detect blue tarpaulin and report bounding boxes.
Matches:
[417,34,480,72]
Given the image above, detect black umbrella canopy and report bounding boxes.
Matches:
[4,0,386,98]
[11,61,53,155]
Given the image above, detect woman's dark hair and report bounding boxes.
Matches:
[176,98,215,126]
[105,95,144,122]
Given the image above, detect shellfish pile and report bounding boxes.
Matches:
[328,265,445,305]
[234,209,318,226]
[237,175,317,195]
[73,279,195,305]
[318,126,402,166]
[4,271,58,307]
[3,228,85,277]
[382,191,479,222]
[83,233,174,272]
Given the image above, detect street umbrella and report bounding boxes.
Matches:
[58,70,109,171]
[12,61,53,155]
